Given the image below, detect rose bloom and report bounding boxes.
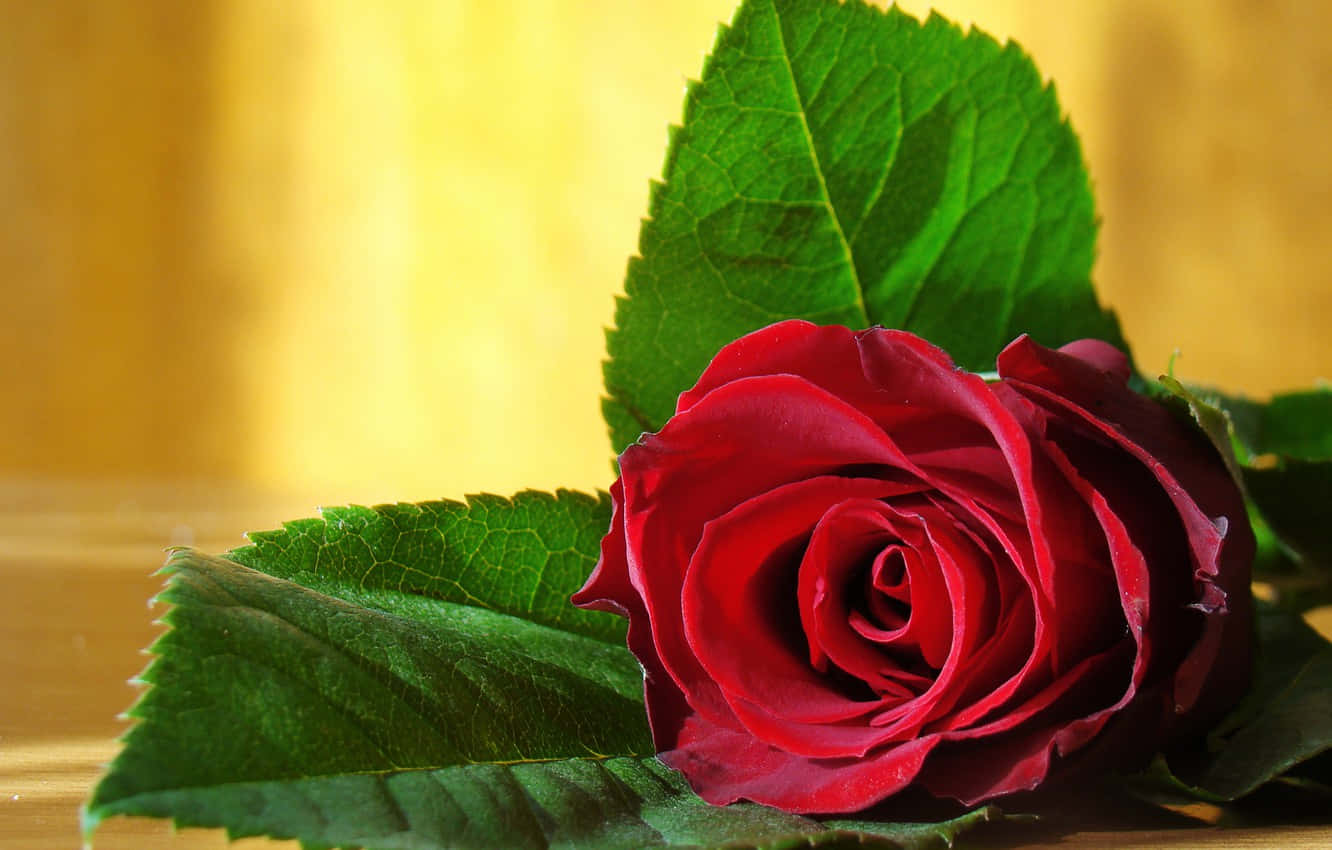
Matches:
[575,321,1252,813]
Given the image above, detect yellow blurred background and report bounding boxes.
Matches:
[5,0,1331,505]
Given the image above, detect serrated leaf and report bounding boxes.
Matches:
[229,489,624,643]
[90,749,1009,850]
[603,0,1123,450]
[86,551,654,844]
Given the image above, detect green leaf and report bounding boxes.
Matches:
[85,553,653,833]
[1246,461,1332,571]
[1155,376,1246,489]
[1220,388,1332,462]
[1131,603,1332,804]
[228,489,624,643]
[1191,640,1332,801]
[91,749,1010,849]
[603,0,1123,450]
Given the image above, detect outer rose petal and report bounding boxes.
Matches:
[572,479,693,748]
[663,713,941,813]
[997,335,1253,733]
[1056,338,1132,383]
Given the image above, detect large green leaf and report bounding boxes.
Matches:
[85,552,654,836]
[90,749,1009,849]
[603,0,1123,450]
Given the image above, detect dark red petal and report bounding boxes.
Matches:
[682,479,919,757]
[923,640,1136,804]
[615,374,930,732]
[991,384,1126,671]
[997,336,1254,729]
[676,321,865,415]
[1057,337,1132,382]
[681,324,1030,530]
[663,712,941,814]
[919,725,1057,805]
[953,425,1158,758]
[864,504,1022,739]
[926,593,1036,731]
[798,499,953,684]
[857,330,1108,717]
[949,639,1134,743]
[879,497,1060,733]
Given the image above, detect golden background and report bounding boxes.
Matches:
[5,0,1331,505]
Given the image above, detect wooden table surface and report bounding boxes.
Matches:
[4,478,1330,849]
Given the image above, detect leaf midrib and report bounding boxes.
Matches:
[769,0,870,328]
[173,559,469,767]
[177,556,646,766]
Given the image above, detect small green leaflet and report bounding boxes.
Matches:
[1155,377,1247,489]
[603,0,1124,451]
[1179,385,1332,591]
[1221,387,1332,573]
[1223,389,1332,462]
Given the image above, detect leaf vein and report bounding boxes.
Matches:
[768,0,869,326]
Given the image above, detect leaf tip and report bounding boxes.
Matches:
[79,800,105,848]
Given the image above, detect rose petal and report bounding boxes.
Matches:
[571,479,694,748]
[683,479,920,756]
[998,335,1253,729]
[862,503,1020,739]
[663,712,941,813]
[922,639,1136,804]
[1057,338,1132,382]
[919,726,1056,805]
[798,498,953,684]
[616,374,931,732]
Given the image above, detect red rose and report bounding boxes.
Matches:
[574,321,1252,813]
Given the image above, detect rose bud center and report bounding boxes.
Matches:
[797,495,999,713]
